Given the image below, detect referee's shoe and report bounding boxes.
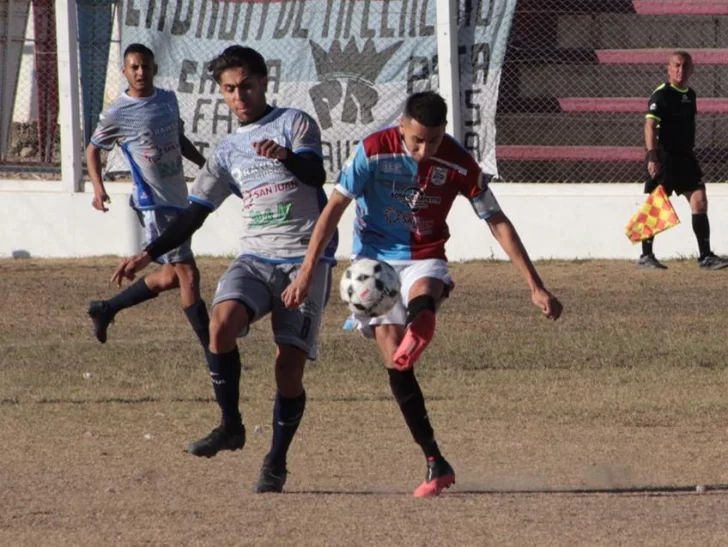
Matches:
[698,254,728,270]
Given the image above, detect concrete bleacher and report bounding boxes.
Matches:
[633,1,728,16]
[496,1,728,182]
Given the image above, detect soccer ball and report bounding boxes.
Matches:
[339,258,401,317]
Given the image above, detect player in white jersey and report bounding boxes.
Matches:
[86,44,209,352]
[110,46,335,494]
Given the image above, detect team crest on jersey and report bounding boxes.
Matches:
[429,166,448,186]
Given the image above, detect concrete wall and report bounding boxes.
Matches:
[2,180,727,261]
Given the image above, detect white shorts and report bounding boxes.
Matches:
[345,258,453,338]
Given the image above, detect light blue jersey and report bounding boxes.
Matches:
[336,127,499,262]
[190,107,336,263]
[91,87,188,210]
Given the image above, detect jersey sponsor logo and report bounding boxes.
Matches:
[681,94,690,103]
[157,157,183,178]
[428,166,448,186]
[244,181,298,200]
[649,102,658,111]
[383,206,435,234]
[380,161,406,175]
[152,122,178,137]
[249,202,293,228]
[390,187,441,212]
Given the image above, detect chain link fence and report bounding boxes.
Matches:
[0,0,120,173]
[1,0,60,167]
[496,0,728,182]
[4,0,725,183]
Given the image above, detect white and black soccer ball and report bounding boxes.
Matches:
[339,258,401,317]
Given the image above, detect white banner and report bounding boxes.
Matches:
[118,0,515,179]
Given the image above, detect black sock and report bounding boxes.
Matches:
[266,390,306,469]
[405,295,437,327]
[105,277,157,315]
[183,299,210,351]
[206,348,242,429]
[387,368,441,460]
[641,238,654,257]
[692,213,711,258]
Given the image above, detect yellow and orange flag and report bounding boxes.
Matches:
[625,185,680,243]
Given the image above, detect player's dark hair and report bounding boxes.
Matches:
[404,91,448,128]
[123,43,154,62]
[208,46,267,83]
[672,50,693,67]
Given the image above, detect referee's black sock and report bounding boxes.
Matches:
[206,348,243,429]
[183,299,210,351]
[692,213,712,258]
[105,277,157,315]
[265,390,306,469]
[641,238,654,257]
[387,368,442,461]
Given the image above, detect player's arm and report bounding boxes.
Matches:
[485,211,562,320]
[465,170,561,320]
[645,90,663,180]
[253,141,326,188]
[254,111,326,187]
[281,190,352,308]
[85,142,110,212]
[645,117,660,179]
[180,135,206,168]
[281,151,326,188]
[87,109,122,213]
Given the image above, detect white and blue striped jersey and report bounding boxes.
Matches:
[189,107,336,263]
[90,87,188,211]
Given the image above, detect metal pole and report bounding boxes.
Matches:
[436,0,462,142]
[55,0,83,191]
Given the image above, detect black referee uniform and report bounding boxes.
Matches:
[644,82,702,196]
[639,81,727,269]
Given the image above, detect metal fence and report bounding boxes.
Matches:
[1,0,60,166]
[496,0,728,182]
[3,0,727,183]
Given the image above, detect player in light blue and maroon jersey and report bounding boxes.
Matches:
[283,91,562,498]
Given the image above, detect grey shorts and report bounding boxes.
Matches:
[213,255,332,360]
[139,208,194,265]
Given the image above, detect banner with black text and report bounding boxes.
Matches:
[118,0,516,179]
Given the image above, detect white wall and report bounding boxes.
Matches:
[2,181,727,261]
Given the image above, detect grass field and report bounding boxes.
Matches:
[2,258,728,546]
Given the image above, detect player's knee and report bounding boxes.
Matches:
[209,310,242,353]
[276,369,304,398]
[158,268,179,291]
[274,347,306,397]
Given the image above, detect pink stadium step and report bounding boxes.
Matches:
[596,48,728,64]
[558,97,728,113]
[497,146,643,162]
[633,1,728,16]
